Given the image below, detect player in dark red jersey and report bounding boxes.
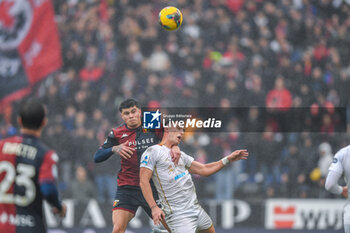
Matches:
[0,100,66,233]
[94,99,180,233]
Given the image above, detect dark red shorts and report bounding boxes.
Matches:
[112,185,159,218]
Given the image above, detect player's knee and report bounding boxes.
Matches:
[112,224,125,233]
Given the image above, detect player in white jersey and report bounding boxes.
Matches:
[139,126,248,233]
[325,145,350,233]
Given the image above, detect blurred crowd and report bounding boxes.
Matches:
[1,0,350,202]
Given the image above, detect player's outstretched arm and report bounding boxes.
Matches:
[189,149,248,177]
[140,167,165,226]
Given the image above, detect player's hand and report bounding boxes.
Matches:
[342,186,348,198]
[52,203,67,217]
[151,206,165,226]
[112,141,135,159]
[227,149,248,163]
[171,145,181,165]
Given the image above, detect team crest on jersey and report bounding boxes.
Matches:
[142,128,149,133]
[113,200,119,208]
[167,165,174,175]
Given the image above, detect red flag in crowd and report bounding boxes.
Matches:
[0,0,62,106]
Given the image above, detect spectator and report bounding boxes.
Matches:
[318,142,334,178]
[79,61,104,82]
[69,165,96,204]
[266,76,292,109]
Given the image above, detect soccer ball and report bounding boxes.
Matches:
[158,6,183,31]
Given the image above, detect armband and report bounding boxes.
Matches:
[221,157,229,166]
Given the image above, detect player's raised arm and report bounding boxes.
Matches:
[188,149,248,177]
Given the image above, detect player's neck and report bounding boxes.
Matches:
[20,128,41,138]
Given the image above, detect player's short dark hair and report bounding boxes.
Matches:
[19,100,45,130]
[119,99,140,112]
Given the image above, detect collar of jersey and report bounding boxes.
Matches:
[159,143,171,150]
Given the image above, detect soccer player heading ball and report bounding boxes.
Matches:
[159,6,183,31]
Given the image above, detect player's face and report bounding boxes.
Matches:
[121,106,141,129]
[168,126,184,145]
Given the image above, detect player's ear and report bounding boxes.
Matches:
[120,109,125,118]
[41,117,48,128]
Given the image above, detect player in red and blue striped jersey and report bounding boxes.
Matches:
[0,100,66,233]
[94,99,180,233]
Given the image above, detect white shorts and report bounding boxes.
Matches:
[165,205,213,233]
